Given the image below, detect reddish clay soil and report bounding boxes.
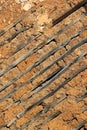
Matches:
[0,0,87,130]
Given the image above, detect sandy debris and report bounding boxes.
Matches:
[15,0,44,11]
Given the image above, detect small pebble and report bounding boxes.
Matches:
[23,3,31,11]
[19,0,28,2]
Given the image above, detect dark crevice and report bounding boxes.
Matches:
[52,0,87,26]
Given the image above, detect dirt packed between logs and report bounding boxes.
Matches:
[0,0,87,130]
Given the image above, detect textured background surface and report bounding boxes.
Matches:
[0,0,87,130]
